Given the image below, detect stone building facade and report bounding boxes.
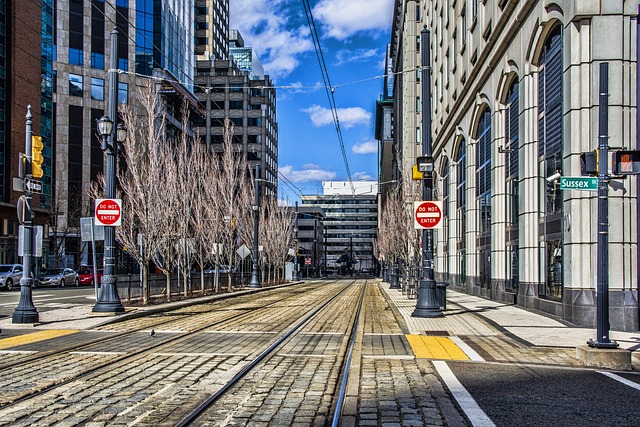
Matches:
[390,0,639,330]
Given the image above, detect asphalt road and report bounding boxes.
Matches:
[444,360,640,426]
[0,286,96,319]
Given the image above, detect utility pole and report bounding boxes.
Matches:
[412,27,443,318]
[293,201,300,280]
[12,106,39,323]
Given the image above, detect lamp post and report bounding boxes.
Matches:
[12,106,39,323]
[412,27,443,318]
[93,29,125,313]
[248,164,261,288]
[293,201,300,280]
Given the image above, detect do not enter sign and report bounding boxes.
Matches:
[414,201,443,229]
[95,198,122,226]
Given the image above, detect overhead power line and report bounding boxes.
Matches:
[301,0,355,196]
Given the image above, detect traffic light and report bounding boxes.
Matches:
[31,135,44,178]
[579,150,597,176]
[612,150,640,175]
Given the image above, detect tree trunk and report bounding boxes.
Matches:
[166,273,171,302]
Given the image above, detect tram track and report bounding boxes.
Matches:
[0,280,347,412]
[179,280,368,426]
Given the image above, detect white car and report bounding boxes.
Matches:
[0,264,23,291]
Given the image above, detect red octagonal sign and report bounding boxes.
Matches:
[95,198,122,226]
[414,201,443,229]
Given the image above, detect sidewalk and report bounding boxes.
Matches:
[380,283,640,367]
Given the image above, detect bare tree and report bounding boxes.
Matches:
[114,83,167,304]
[212,118,250,290]
[263,199,295,284]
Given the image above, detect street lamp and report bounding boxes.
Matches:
[412,26,443,318]
[293,201,300,280]
[93,29,125,313]
[248,164,261,288]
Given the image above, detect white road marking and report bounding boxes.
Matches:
[449,336,485,361]
[433,360,496,427]
[598,371,640,391]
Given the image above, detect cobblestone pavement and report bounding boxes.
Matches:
[0,281,359,426]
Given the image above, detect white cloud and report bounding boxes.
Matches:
[335,48,380,66]
[352,171,375,181]
[280,164,337,183]
[353,140,378,154]
[313,0,394,39]
[302,105,371,129]
[230,0,314,79]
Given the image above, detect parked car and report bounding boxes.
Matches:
[77,267,103,286]
[0,264,23,290]
[36,268,79,287]
[204,264,238,274]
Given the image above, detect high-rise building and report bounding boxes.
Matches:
[0,1,47,263]
[195,0,229,62]
[388,1,639,330]
[194,48,278,198]
[302,181,378,274]
[52,0,199,268]
[229,29,264,80]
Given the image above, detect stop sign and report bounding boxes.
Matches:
[95,198,122,226]
[414,201,443,229]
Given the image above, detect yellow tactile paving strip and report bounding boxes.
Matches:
[0,330,79,350]
[406,334,469,360]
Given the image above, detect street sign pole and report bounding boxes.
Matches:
[413,27,443,318]
[12,106,38,324]
[588,63,618,348]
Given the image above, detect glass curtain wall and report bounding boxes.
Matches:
[475,108,492,288]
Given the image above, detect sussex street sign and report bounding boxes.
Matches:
[559,177,598,191]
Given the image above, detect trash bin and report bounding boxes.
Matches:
[435,282,449,310]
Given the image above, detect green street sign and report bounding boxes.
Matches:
[559,176,598,191]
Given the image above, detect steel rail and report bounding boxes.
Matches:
[176,279,359,427]
[331,280,367,427]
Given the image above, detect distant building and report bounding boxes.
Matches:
[302,181,378,274]
[229,29,265,80]
[295,206,324,277]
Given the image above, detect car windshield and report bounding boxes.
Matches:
[0,265,13,273]
[44,269,63,275]
[78,269,92,275]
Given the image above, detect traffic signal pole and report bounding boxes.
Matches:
[588,63,617,348]
[12,106,38,323]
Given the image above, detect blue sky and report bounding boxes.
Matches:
[230,0,394,202]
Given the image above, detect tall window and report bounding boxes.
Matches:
[442,160,450,279]
[69,0,84,66]
[476,108,491,233]
[476,108,492,288]
[91,0,105,69]
[456,142,467,283]
[505,79,519,291]
[538,25,563,299]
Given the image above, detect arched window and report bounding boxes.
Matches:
[475,108,492,288]
[505,79,519,291]
[456,142,466,283]
[538,24,563,299]
[442,160,450,279]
